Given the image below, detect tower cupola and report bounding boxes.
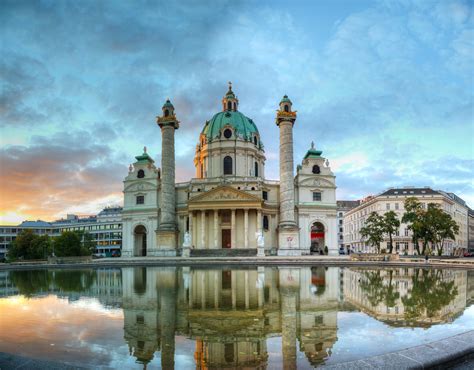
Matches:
[157,99,179,129]
[222,82,239,112]
[279,95,293,113]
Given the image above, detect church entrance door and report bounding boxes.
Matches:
[222,229,231,248]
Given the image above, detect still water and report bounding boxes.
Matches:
[0,266,473,369]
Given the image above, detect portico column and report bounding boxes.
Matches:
[244,209,249,249]
[231,209,236,248]
[214,210,219,248]
[201,211,206,249]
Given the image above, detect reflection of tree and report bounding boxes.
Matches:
[8,269,97,296]
[359,270,399,308]
[53,270,96,292]
[402,269,458,322]
[9,270,51,297]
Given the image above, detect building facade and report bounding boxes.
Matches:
[0,207,122,259]
[121,85,338,257]
[469,208,474,252]
[343,187,469,255]
[336,201,360,254]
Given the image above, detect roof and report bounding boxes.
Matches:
[162,99,174,109]
[304,141,323,159]
[201,110,262,146]
[18,220,53,228]
[135,149,154,164]
[337,200,361,209]
[379,187,440,196]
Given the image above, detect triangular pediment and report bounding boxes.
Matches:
[189,185,261,204]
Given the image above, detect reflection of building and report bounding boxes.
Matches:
[343,267,467,326]
[343,187,469,254]
[120,266,340,368]
[121,85,338,257]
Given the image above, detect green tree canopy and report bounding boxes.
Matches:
[7,230,52,260]
[53,231,91,257]
[360,212,385,253]
[383,211,400,254]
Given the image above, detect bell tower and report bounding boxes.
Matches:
[276,95,300,255]
[156,99,179,256]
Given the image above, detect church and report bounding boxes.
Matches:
[121,84,338,257]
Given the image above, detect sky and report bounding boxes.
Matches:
[0,0,473,224]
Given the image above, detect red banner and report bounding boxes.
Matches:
[311,232,324,239]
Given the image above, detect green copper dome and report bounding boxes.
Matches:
[201,111,262,145]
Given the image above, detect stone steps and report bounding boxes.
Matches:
[190,249,257,257]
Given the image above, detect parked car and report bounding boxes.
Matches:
[111,250,121,258]
[463,251,473,257]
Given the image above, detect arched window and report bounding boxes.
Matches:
[254,162,259,177]
[137,169,145,178]
[233,102,237,110]
[227,101,232,111]
[223,156,233,175]
[253,136,258,145]
[164,109,169,117]
[312,165,320,174]
[284,104,289,112]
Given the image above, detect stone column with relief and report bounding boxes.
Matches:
[276,95,300,255]
[155,99,179,256]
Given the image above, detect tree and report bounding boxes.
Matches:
[360,212,385,253]
[424,204,459,256]
[383,211,400,254]
[53,231,83,257]
[7,230,52,260]
[79,231,96,255]
[402,198,425,255]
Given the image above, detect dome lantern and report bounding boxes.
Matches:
[222,81,239,112]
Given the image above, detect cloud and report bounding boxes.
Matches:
[0,131,126,223]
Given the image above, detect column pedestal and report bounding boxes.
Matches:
[153,230,178,256]
[277,227,301,256]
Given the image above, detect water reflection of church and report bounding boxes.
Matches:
[121,266,340,368]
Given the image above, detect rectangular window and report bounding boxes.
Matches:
[386,203,390,210]
[339,220,343,225]
[405,228,409,236]
[262,191,268,201]
[313,192,321,201]
[339,227,343,232]
[395,203,399,210]
[136,195,144,205]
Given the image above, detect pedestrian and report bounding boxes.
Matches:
[425,254,429,264]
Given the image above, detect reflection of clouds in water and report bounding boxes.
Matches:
[0,295,127,367]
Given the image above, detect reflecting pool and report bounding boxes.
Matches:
[0,266,473,369]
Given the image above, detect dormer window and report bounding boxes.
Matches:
[137,169,145,178]
[312,165,320,174]
[223,128,232,139]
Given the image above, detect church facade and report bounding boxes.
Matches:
[121,85,338,257]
